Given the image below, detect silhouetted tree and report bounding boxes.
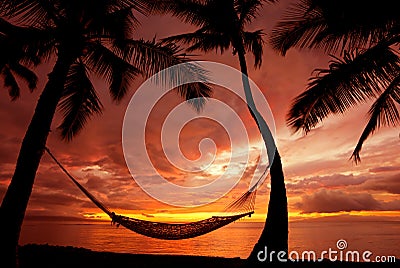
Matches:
[162,0,288,262]
[0,1,211,266]
[271,0,400,162]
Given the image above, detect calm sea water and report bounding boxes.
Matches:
[20,220,400,260]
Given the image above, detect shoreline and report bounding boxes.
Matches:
[18,244,244,268]
[18,244,399,267]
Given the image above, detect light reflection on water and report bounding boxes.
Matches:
[20,220,400,259]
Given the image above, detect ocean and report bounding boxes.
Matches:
[20,220,400,261]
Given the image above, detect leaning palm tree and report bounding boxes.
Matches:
[270,0,400,161]
[161,0,288,261]
[0,1,211,266]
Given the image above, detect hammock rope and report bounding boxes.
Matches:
[44,147,264,240]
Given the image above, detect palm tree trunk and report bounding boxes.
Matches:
[248,150,288,263]
[0,49,75,267]
[234,41,288,263]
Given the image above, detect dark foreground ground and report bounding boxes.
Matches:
[18,244,399,268]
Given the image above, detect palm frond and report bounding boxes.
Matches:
[116,38,182,75]
[8,62,37,91]
[116,38,212,110]
[57,61,103,141]
[270,0,328,55]
[1,66,20,101]
[111,0,155,16]
[159,0,210,28]
[351,76,400,163]
[0,18,56,66]
[236,0,276,26]
[243,30,265,68]
[162,30,231,54]
[88,7,139,41]
[69,0,145,40]
[0,0,56,27]
[161,61,213,111]
[18,27,56,65]
[145,0,176,14]
[270,0,400,55]
[287,45,400,133]
[84,42,140,102]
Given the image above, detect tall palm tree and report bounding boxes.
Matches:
[0,1,211,266]
[161,0,288,262]
[270,0,400,161]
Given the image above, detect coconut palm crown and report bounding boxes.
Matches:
[0,1,211,266]
[270,0,400,162]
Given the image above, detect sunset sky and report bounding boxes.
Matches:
[0,0,399,225]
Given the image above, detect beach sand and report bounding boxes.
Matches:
[18,244,399,268]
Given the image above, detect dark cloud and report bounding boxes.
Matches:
[360,173,400,194]
[85,176,113,195]
[287,174,368,193]
[29,191,86,207]
[287,172,400,197]
[296,189,400,213]
[0,170,13,182]
[24,215,88,222]
[35,168,76,192]
[369,166,400,173]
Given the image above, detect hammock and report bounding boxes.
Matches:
[45,147,263,240]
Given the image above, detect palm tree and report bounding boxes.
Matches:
[270,0,400,162]
[161,0,288,262]
[0,1,211,266]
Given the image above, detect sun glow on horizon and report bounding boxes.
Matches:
[82,209,400,224]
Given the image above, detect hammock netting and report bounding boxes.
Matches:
[45,147,260,240]
[111,211,254,240]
